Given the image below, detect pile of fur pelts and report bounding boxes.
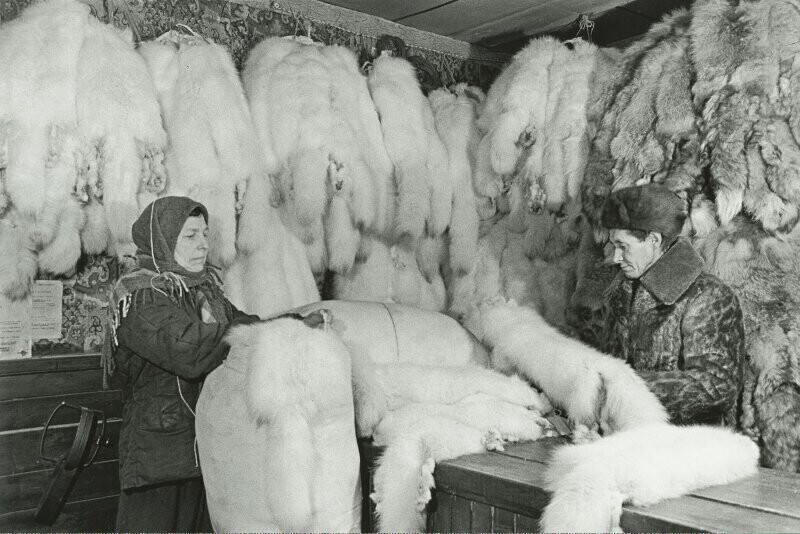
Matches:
[350,330,554,532]
[575,0,800,473]
[242,38,484,311]
[0,0,166,299]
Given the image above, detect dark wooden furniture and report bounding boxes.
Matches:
[0,354,122,532]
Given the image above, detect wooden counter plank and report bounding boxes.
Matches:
[435,454,550,518]
[493,507,515,533]
[0,355,101,378]
[0,459,119,513]
[0,370,105,401]
[622,494,800,533]
[429,492,454,533]
[470,501,492,532]
[514,512,540,533]
[492,437,566,465]
[690,470,800,519]
[0,390,123,432]
[0,493,117,533]
[0,420,120,476]
[451,495,472,533]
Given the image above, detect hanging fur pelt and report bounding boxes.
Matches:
[540,424,759,532]
[79,17,166,260]
[472,298,668,434]
[429,88,480,275]
[0,0,87,219]
[141,34,256,267]
[242,37,301,176]
[368,56,433,241]
[0,209,38,301]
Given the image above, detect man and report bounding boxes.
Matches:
[600,184,745,425]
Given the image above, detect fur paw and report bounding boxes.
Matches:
[482,429,505,451]
[571,423,602,444]
[416,457,436,510]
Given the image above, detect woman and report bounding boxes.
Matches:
[107,196,259,532]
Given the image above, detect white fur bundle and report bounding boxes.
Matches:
[368,56,433,241]
[541,425,759,532]
[474,298,668,433]
[235,318,358,532]
[141,35,256,267]
[79,18,166,260]
[429,89,480,275]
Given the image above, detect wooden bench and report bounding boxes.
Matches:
[0,354,122,532]
[424,438,800,533]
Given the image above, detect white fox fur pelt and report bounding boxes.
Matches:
[549,40,597,204]
[224,171,319,318]
[0,209,38,301]
[483,37,561,178]
[541,424,759,532]
[242,37,301,175]
[249,41,345,273]
[233,317,356,532]
[141,36,256,267]
[350,354,551,437]
[34,125,85,275]
[473,298,668,433]
[78,18,165,260]
[0,0,87,219]
[322,45,392,239]
[354,355,551,532]
[429,88,480,275]
[368,56,433,241]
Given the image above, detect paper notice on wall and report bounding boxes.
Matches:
[0,294,32,359]
[30,281,63,340]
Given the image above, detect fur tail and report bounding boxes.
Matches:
[541,424,760,533]
[372,436,432,533]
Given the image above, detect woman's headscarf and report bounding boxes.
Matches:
[132,196,209,278]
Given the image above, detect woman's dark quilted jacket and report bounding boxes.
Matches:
[113,284,257,489]
[601,238,746,425]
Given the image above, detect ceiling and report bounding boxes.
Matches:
[319,0,693,53]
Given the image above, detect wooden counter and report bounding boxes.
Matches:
[0,354,122,532]
[426,438,800,533]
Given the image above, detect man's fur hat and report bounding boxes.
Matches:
[601,184,686,237]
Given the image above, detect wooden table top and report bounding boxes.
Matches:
[434,437,800,533]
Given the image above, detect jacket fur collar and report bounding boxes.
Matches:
[640,237,705,305]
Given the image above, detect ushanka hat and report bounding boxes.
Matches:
[601,184,687,237]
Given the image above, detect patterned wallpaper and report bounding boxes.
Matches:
[33,255,119,356]
[0,0,502,89]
